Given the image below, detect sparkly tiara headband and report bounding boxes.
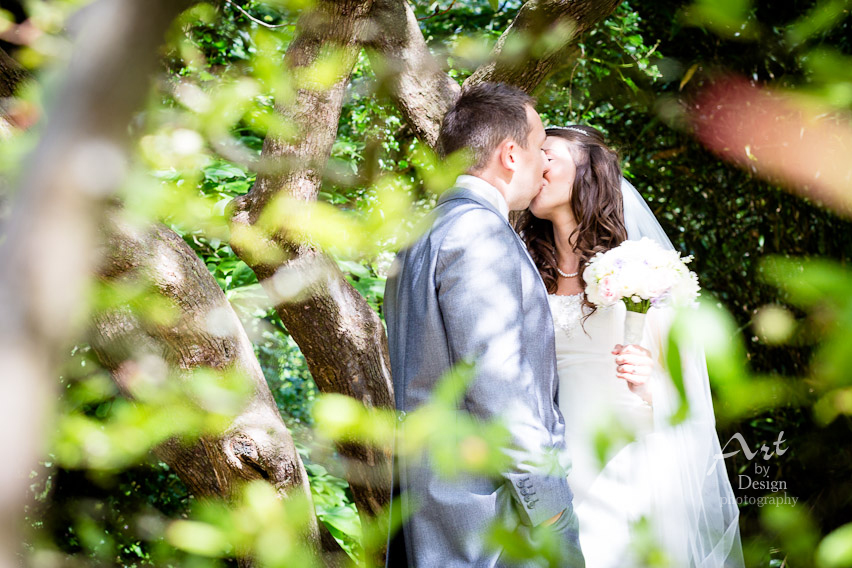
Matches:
[549,126,588,136]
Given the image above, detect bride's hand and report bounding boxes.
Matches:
[612,344,653,404]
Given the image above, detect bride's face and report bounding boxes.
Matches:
[529,136,577,220]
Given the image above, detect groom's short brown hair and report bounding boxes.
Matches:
[437,82,536,172]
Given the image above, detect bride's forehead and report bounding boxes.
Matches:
[543,136,574,153]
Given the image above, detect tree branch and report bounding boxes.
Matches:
[417,0,458,21]
[362,0,621,150]
[465,0,623,92]
[223,0,292,29]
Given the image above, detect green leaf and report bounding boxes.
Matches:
[817,522,852,567]
[337,259,371,279]
[761,256,852,310]
[319,505,362,540]
[682,0,760,40]
[230,261,258,288]
[665,315,689,425]
[786,0,852,46]
[203,161,247,182]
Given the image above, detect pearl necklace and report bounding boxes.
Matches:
[555,266,579,278]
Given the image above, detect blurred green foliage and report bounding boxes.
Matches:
[2,0,851,565]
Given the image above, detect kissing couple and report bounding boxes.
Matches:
[384,82,745,568]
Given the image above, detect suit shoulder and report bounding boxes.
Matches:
[435,207,522,269]
[436,201,513,243]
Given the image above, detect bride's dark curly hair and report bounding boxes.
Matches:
[513,125,627,312]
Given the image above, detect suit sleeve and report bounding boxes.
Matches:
[435,208,573,526]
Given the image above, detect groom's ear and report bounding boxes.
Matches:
[499,138,518,172]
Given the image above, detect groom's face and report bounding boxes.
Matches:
[512,106,549,209]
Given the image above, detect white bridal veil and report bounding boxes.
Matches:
[621,178,745,567]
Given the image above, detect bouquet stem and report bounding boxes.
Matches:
[624,298,651,313]
[624,310,646,345]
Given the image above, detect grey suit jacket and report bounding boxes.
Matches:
[384,186,575,567]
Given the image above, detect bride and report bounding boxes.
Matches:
[514,125,744,567]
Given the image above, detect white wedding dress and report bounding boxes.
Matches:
[549,293,657,566]
[548,292,744,567]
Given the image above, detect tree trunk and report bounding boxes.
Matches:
[229,3,395,561]
[0,1,192,566]
[89,211,350,567]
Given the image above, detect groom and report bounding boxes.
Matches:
[384,82,582,567]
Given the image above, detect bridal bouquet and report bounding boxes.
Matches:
[583,237,700,344]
